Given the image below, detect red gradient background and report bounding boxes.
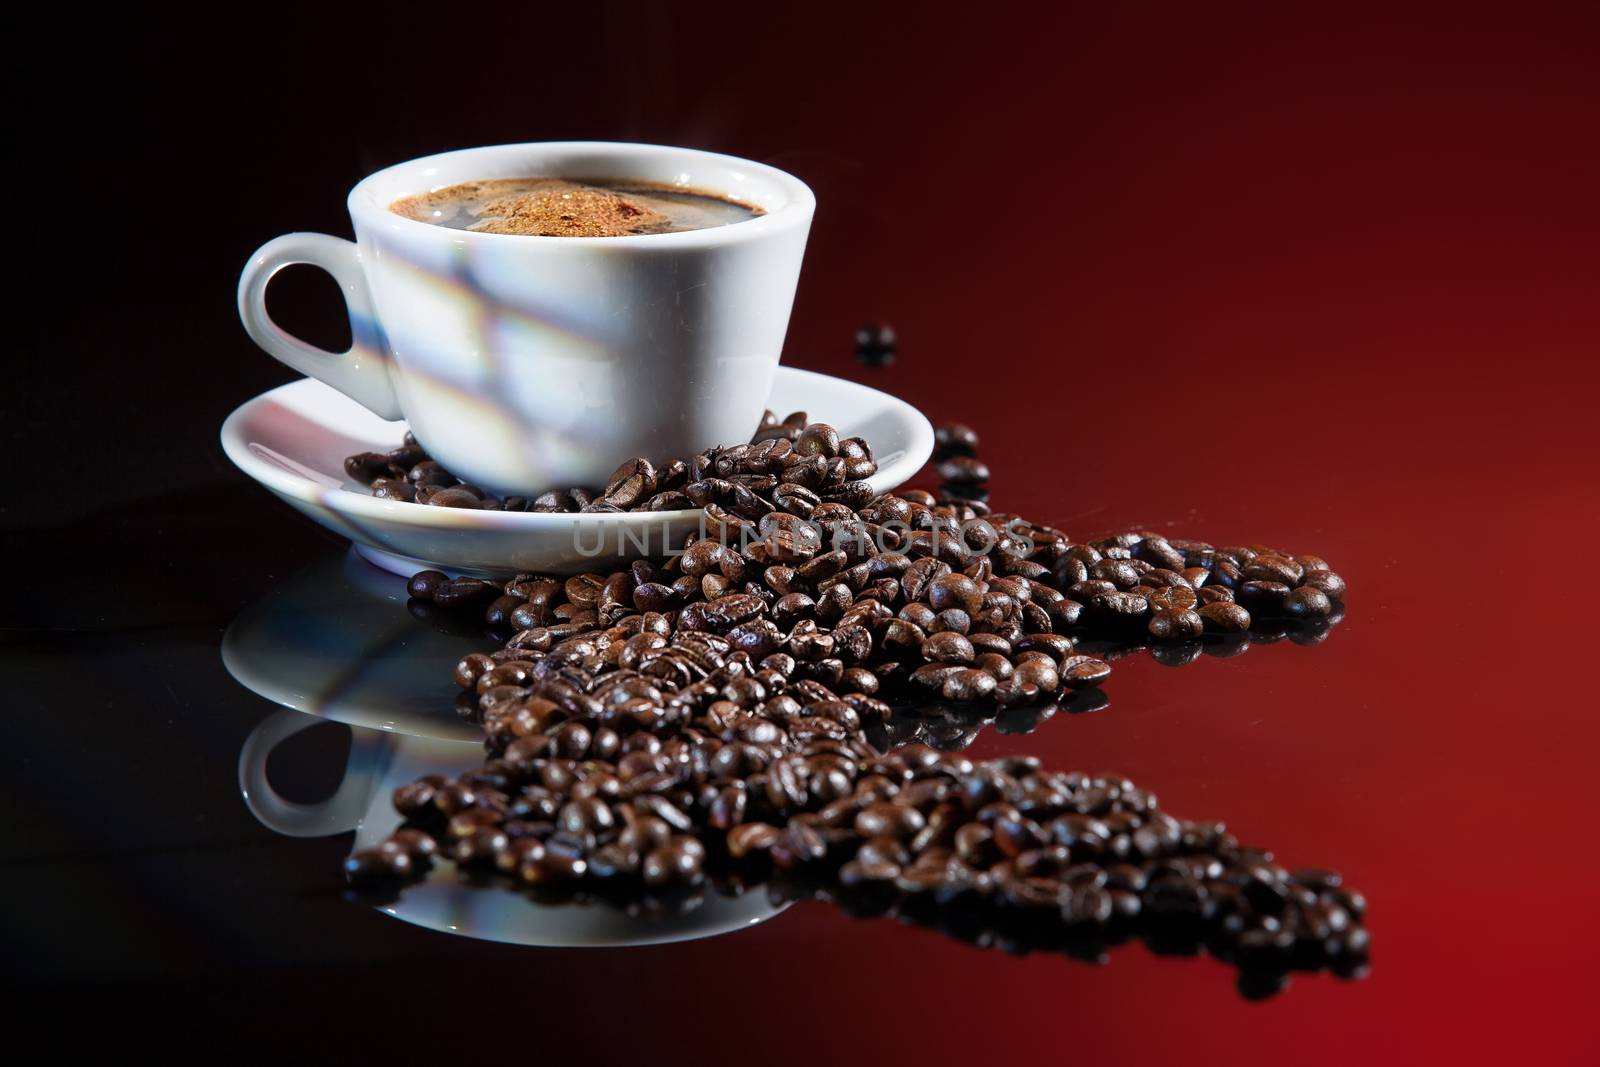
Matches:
[11,3,1600,1061]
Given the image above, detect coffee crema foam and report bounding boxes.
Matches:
[390,178,764,237]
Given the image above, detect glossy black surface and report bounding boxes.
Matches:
[9,6,1599,1062]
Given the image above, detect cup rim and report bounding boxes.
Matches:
[348,141,815,247]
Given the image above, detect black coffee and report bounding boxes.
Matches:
[390,177,763,237]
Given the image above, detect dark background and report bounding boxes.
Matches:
[6,2,1598,1062]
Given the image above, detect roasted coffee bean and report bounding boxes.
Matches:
[1198,602,1252,633]
[936,456,989,485]
[933,422,980,460]
[727,822,782,859]
[407,460,455,487]
[1091,591,1149,620]
[921,632,975,664]
[370,477,415,502]
[1060,655,1112,688]
[1013,657,1060,694]
[1017,633,1073,662]
[1238,580,1291,606]
[484,594,523,628]
[344,846,413,887]
[564,574,607,609]
[855,322,897,368]
[1283,586,1334,619]
[927,573,983,615]
[383,828,438,863]
[795,423,841,459]
[344,451,391,482]
[1146,585,1199,613]
[1148,609,1205,640]
[942,667,997,701]
[432,577,498,609]
[1302,572,1347,600]
[392,779,439,817]
[406,569,449,601]
[642,837,706,887]
[428,486,483,509]
[384,443,426,469]
[1244,554,1304,585]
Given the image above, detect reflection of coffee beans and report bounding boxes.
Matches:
[356,736,1369,994]
[390,177,763,237]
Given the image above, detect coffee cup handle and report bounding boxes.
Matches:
[238,708,385,837]
[237,233,403,420]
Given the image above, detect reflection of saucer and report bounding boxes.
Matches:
[239,707,789,947]
[220,368,935,577]
[367,868,785,948]
[222,550,490,740]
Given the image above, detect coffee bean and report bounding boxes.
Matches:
[1198,602,1252,633]
[933,422,980,460]
[1091,591,1149,620]
[855,323,896,368]
[344,846,412,888]
[921,632,975,664]
[344,451,390,482]
[936,456,989,485]
[942,668,998,701]
[854,802,926,839]
[1148,609,1204,640]
[795,423,841,459]
[406,459,455,487]
[642,837,706,887]
[428,487,482,509]
[383,828,437,863]
[432,577,497,609]
[1283,586,1333,618]
[601,458,657,508]
[727,822,782,859]
[1006,656,1055,694]
[1238,580,1291,606]
[1244,555,1304,585]
[370,477,415,502]
[484,594,523,628]
[1060,655,1112,688]
[927,573,983,615]
[1301,572,1346,600]
[559,573,605,609]
[406,569,449,600]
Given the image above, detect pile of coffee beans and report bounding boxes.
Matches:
[407,537,1342,712]
[346,418,1359,994]
[352,735,1367,996]
[342,410,879,513]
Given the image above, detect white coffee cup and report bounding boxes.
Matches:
[238,142,815,495]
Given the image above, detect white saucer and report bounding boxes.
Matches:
[221,368,934,577]
[222,550,494,741]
